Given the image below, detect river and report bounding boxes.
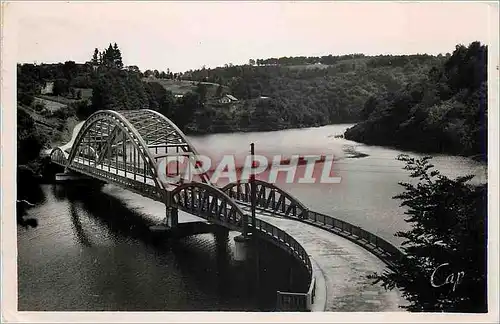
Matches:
[190,124,486,246]
[17,123,486,311]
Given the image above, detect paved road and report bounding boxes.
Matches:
[254,212,405,312]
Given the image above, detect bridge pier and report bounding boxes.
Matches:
[149,206,178,233]
[234,234,252,262]
[213,225,229,242]
[54,171,89,182]
[164,206,178,228]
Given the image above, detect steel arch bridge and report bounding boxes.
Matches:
[49,109,317,310]
[50,109,311,233]
[48,109,408,311]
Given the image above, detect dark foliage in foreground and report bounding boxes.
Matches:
[370,155,487,312]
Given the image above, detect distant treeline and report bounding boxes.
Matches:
[247,53,445,67]
[250,53,366,66]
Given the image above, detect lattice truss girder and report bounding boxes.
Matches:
[116,110,211,184]
[67,110,163,190]
[222,180,309,219]
[118,110,190,150]
[50,148,68,165]
[171,182,247,231]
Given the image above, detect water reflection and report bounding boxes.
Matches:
[18,182,308,311]
[57,183,159,245]
[17,175,46,228]
[69,203,92,247]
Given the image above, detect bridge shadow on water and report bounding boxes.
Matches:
[50,183,309,311]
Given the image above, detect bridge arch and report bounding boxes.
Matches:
[113,109,211,184]
[50,147,68,165]
[171,182,247,232]
[143,109,203,157]
[222,180,310,219]
[66,110,165,194]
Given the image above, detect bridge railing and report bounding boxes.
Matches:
[252,218,315,311]
[75,158,148,177]
[303,210,404,268]
[70,160,164,202]
[230,192,305,218]
[254,218,312,272]
[244,193,404,269]
[253,201,405,309]
[112,160,149,177]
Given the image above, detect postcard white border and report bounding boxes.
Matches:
[1,1,499,323]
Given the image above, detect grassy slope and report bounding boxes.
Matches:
[36,88,93,107]
[18,104,80,149]
[143,77,228,96]
[33,97,67,111]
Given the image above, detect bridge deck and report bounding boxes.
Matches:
[71,157,187,190]
[255,213,404,312]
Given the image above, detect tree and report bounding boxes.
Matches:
[18,92,34,106]
[360,96,379,119]
[92,48,99,65]
[91,69,150,112]
[73,100,92,120]
[145,81,175,115]
[17,109,47,165]
[63,60,78,82]
[127,65,141,73]
[249,59,256,66]
[103,43,114,67]
[195,82,208,103]
[215,84,224,98]
[52,79,69,96]
[113,42,123,68]
[174,91,200,130]
[370,155,487,312]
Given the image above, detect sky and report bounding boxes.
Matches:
[8,1,498,73]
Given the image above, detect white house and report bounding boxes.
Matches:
[218,94,238,104]
[40,81,54,95]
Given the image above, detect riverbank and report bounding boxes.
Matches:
[344,123,487,163]
[343,42,487,163]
